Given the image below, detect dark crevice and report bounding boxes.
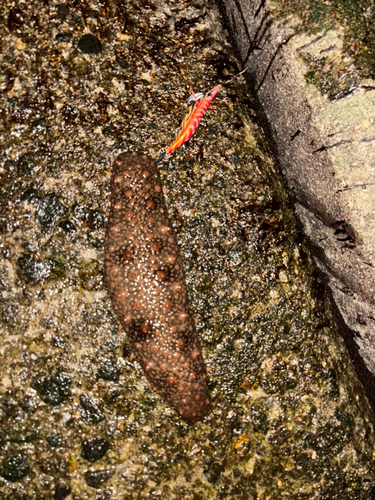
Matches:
[254,0,266,18]
[330,85,375,102]
[312,139,353,153]
[290,130,300,141]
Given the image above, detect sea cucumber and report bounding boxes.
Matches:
[104,152,210,422]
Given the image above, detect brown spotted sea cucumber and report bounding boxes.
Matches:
[104,152,210,422]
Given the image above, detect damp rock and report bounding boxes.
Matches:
[328,382,340,398]
[0,298,20,327]
[55,33,72,43]
[7,97,18,108]
[54,479,71,500]
[3,159,17,172]
[1,453,30,482]
[47,434,62,448]
[73,206,106,230]
[88,210,107,230]
[84,469,114,489]
[203,459,224,484]
[8,7,25,32]
[46,157,63,172]
[79,394,104,424]
[1,160,17,185]
[30,118,47,136]
[79,261,103,291]
[81,438,110,462]
[17,255,51,283]
[52,336,66,348]
[335,408,354,427]
[20,185,39,203]
[116,55,129,69]
[36,194,67,231]
[250,404,269,433]
[97,361,120,382]
[17,153,36,175]
[102,125,115,138]
[2,246,11,258]
[87,10,100,19]
[122,342,132,359]
[78,34,102,54]
[0,217,12,235]
[32,373,71,406]
[19,394,38,414]
[19,98,30,110]
[56,4,69,21]
[4,494,27,500]
[58,220,76,234]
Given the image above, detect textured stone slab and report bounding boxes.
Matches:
[216,0,375,410]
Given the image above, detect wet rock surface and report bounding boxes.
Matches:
[31,373,72,406]
[78,33,102,55]
[1,453,30,483]
[84,468,114,489]
[53,479,71,500]
[0,0,374,498]
[81,438,110,463]
[79,394,104,424]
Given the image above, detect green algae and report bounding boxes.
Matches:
[0,0,374,498]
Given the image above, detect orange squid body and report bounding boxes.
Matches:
[165,85,221,156]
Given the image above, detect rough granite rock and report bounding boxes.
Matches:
[216,0,375,413]
[1,0,375,498]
